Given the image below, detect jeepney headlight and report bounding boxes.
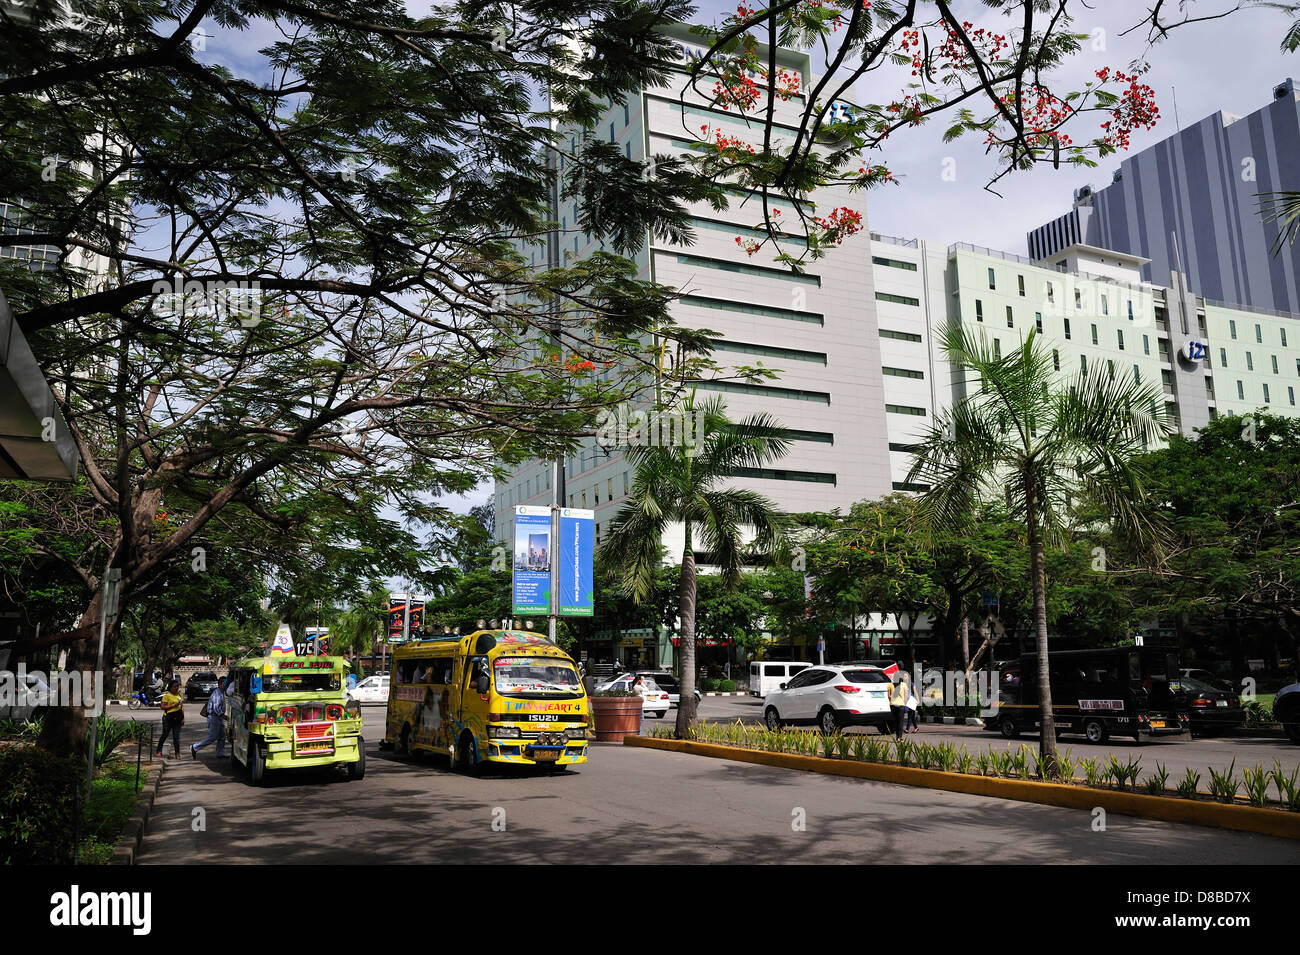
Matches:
[326,704,344,721]
[565,727,588,741]
[278,706,297,724]
[488,725,522,739]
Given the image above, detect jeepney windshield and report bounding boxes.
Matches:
[259,672,341,693]
[492,657,582,698]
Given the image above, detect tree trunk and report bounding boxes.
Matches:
[1025,468,1058,775]
[674,522,698,738]
[37,588,106,756]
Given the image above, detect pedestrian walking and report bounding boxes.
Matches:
[191,676,229,759]
[906,677,920,732]
[889,671,910,739]
[156,679,184,758]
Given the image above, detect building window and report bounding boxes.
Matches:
[872,255,918,271]
[1091,324,1099,345]
[1127,300,1134,321]
[1035,312,1043,333]
[1052,349,1060,371]
[1144,335,1151,355]
[1219,347,1226,367]
[987,267,996,289]
[1256,324,1263,343]
[1107,359,1115,378]
[623,471,629,494]
[1017,275,1025,296]
[1290,386,1296,406]
[975,299,984,322]
[1101,294,1109,315]
[994,339,1001,360]
[1237,380,1244,400]
[594,484,600,505]
[1006,306,1014,328]
[581,490,587,508]
[1117,330,1124,351]
[1264,383,1271,403]
[608,477,614,500]
[1080,355,1087,372]
[885,404,927,416]
[1273,355,1280,374]
[1230,320,1237,340]
[1133,364,1141,384]
[1064,318,1071,340]
[1246,352,1254,371]
[875,291,920,306]
[882,367,925,379]
[1282,328,1288,348]
[568,493,574,508]
[624,102,630,125]
[1046,282,1054,303]
[624,142,630,158]
[1075,288,1082,309]
[610,123,615,142]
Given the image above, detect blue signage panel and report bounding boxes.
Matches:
[512,506,552,615]
[558,508,595,617]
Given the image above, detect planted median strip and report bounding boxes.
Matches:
[628,722,1300,840]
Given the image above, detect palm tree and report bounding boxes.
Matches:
[601,393,788,737]
[907,326,1170,773]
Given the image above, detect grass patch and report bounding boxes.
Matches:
[78,757,146,864]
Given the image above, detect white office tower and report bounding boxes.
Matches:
[496,23,896,553]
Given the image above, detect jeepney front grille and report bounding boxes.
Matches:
[518,729,583,743]
[295,721,332,740]
[298,702,327,722]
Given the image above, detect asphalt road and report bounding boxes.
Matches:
[130,702,1298,864]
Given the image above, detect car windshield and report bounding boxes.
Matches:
[1177,676,1214,694]
[646,673,678,689]
[259,673,340,693]
[493,657,582,696]
[194,672,216,681]
[843,669,891,684]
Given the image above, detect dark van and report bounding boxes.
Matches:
[989,646,1189,744]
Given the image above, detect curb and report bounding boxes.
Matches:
[920,715,986,727]
[110,757,167,865]
[703,691,748,697]
[624,735,1300,841]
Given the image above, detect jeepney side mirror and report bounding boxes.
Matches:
[475,675,490,695]
[779,682,788,690]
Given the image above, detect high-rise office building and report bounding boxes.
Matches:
[1028,78,1300,313]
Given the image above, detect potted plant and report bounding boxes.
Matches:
[590,689,642,742]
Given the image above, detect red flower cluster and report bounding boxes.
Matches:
[734,236,762,256]
[813,206,864,246]
[712,131,757,155]
[549,354,596,373]
[1096,68,1160,148]
[856,163,895,185]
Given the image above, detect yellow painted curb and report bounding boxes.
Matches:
[624,735,1300,840]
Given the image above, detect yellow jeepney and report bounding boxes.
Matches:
[227,654,365,785]
[382,629,588,772]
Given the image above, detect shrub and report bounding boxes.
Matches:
[1243,765,1271,808]
[1176,768,1202,799]
[1144,763,1170,796]
[1207,759,1240,803]
[719,680,737,692]
[0,746,81,864]
[1269,761,1300,811]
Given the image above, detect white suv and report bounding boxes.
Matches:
[763,665,894,735]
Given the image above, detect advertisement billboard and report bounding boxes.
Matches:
[558,508,594,617]
[512,506,551,615]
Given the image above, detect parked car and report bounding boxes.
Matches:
[0,672,53,720]
[597,671,702,705]
[1175,675,1245,736]
[185,671,220,701]
[347,674,390,704]
[1180,667,1235,693]
[748,660,812,698]
[762,664,894,735]
[1274,682,1300,744]
[634,677,671,719]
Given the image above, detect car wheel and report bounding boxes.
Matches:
[818,707,839,735]
[248,740,267,786]
[395,724,411,759]
[128,696,142,711]
[652,711,667,719]
[456,730,481,776]
[1083,718,1109,744]
[348,742,366,780]
[764,707,783,730]
[999,716,1019,739]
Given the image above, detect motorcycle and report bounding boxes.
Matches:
[128,687,162,710]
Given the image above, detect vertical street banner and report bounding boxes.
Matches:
[512,505,552,615]
[388,597,406,643]
[270,623,294,656]
[408,601,424,638]
[558,508,595,617]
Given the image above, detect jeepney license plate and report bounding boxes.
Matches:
[1149,720,1166,728]
[530,748,560,761]
[1216,700,1228,707]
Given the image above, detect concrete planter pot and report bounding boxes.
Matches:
[591,696,643,742]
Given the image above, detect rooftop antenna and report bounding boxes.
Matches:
[1170,230,1190,335]
[1171,86,1181,132]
